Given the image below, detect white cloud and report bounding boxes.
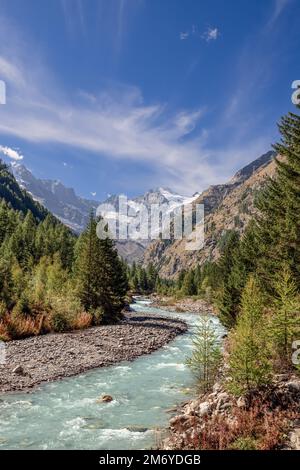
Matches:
[0,16,270,195]
[268,0,292,28]
[202,27,219,42]
[0,145,23,160]
[180,31,189,40]
[90,192,97,197]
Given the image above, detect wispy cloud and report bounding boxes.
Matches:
[202,27,219,42]
[60,0,86,37]
[0,145,23,160]
[180,31,189,40]
[179,25,220,43]
[0,15,269,194]
[267,0,292,28]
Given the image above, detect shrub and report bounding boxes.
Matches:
[229,436,258,450]
[72,312,92,330]
[7,315,40,339]
[0,301,7,321]
[14,293,32,316]
[176,398,297,450]
[50,310,71,332]
[0,319,10,341]
[90,307,104,325]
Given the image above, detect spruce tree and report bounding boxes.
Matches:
[74,212,127,323]
[253,111,300,290]
[217,230,241,327]
[74,212,103,314]
[181,270,197,296]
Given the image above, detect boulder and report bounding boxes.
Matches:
[286,381,300,394]
[289,428,300,450]
[219,402,232,411]
[197,401,211,417]
[236,396,246,408]
[126,426,148,433]
[213,382,222,393]
[169,414,189,431]
[97,394,113,403]
[12,365,24,376]
[216,392,230,411]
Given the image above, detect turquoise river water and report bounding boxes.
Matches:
[0,299,223,450]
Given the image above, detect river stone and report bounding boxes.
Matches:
[286,381,300,394]
[216,392,230,411]
[237,396,246,408]
[97,394,113,403]
[197,401,211,417]
[12,365,24,375]
[213,382,222,393]
[126,426,148,433]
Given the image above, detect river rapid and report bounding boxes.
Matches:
[0,299,223,450]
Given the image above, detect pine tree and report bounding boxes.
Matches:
[217,230,241,327]
[97,235,128,322]
[228,276,271,396]
[181,270,197,296]
[0,258,14,308]
[253,111,300,290]
[187,314,221,393]
[138,267,148,292]
[74,212,103,314]
[74,212,127,323]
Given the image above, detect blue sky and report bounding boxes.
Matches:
[0,0,299,200]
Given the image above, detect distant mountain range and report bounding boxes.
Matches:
[10,162,197,263]
[10,163,99,232]
[8,150,276,267]
[143,150,277,276]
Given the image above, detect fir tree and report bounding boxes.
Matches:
[74,212,103,314]
[181,270,197,296]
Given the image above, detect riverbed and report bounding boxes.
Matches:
[0,299,223,450]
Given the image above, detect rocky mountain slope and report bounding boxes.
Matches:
[11,163,99,232]
[0,160,49,221]
[10,162,196,263]
[143,151,277,277]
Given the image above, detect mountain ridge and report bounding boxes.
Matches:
[143,150,277,277]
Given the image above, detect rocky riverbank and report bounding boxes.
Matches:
[0,311,187,393]
[162,375,300,450]
[150,295,216,315]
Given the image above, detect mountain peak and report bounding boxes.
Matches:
[230,150,276,184]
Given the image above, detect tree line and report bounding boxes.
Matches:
[0,160,128,340]
[158,110,300,395]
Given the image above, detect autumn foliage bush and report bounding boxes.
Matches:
[180,398,297,450]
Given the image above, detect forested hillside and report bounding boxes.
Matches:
[143,151,276,277]
[0,160,49,221]
[158,111,300,392]
[0,160,128,341]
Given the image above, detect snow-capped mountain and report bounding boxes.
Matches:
[10,162,197,263]
[10,162,99,232]
[98,187,200,248]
